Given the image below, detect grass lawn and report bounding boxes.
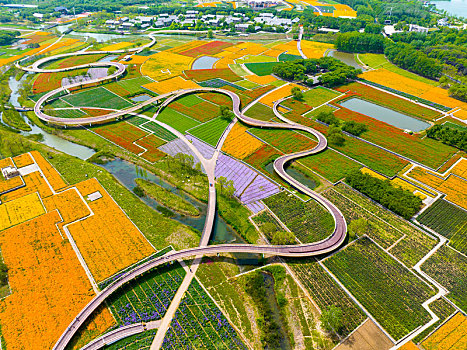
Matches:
[302,87,341,107]
[188,117,231,146]
[62,87,132,109]
[228,64,249,77]
[444,121,467,131]
[245,102,276,121]
[235,79,261,89]
[47,109,86,119]
[156,107,200,133]
[118,77,153,94]
[324,237,435,340]
[236,55,277,64]
[175,94,203,107]
[245,62,281,76]
[278,53,302,62]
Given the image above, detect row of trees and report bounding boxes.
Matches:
[336,32,385,53]
[316,111,368,137]
[426,124,467,151]
[345,170,423,220]
[272,57,361,87]
[0,30,20,46]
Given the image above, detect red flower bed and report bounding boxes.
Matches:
[136,134,166,162]
[170,100,219,122]
[184,68,241,82]
[82,108,111,117]
[23,34,54,45]
[243,85,275,101]
[93,122,147,154]
[179,41,233,57]
[199,92,233,107]
[244,144,282,169]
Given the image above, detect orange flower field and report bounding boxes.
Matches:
[43,189,91,225]
[222,123,264,159]
[0,193,45,231]
[30,151,68,191]
[143,76,200,94]
[0,176,24,195]
[12,153,34,168]
[245,74,278,85]
[422,313,467,350]
[67,178,155,282]
[450,159,467,178]
[259,83,303,107]
[1,171,53,202]
[0,211,115,349]
[407,166,467,209]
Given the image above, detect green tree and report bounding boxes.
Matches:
[348,218,368,240]
[327,125,345,147]
[320,305,343,333]
[291,86,303,100]
[271,231,296,245]
[207,29,213,39]
[219,105,234,121]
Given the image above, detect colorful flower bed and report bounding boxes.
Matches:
[33,69,88,94]
[300,40,334,59]
[1,171,52,202]
[179,40,233,57]
[243,84,276,101]
[249,128,317,154]
[68,178,155,282]
[335,82,441,120]
[12,153,34,168]
[222,123,264,159]
[143,76,200,94]
[184,68,241,82]
[167,40,206,54]
[259,83,302,106]
[199,77,246,91]
[0,211,115,349]
[93,121,148,154]
[170,99,220,123]
[0,193,45,231]
[42,188,90,225]
[100,41,133,51]
[141,51,194,81]
[141,121,178,141]
[324,237,434,340]
[136,134,167,163]
[243,144,283,170]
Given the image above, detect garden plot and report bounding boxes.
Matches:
[188,117,231,147]
[156,107,200,133]
[163,279,247,350]
[324,237,435,340]
[62,87,132,109]
[199,78,246,91]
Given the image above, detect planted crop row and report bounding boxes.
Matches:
[251,210,283,241]
[422,245,467,312]
[62,87,133,110]
[288,258,365,336]
[333,183,437,266]
[263,191,334,243]
[157,107,201,133]
[418,199,467,254]
[324,237,435,340]
[162,279,247,350]
[188,117,231,147]
[249,128,316,154]
[107,263,186,325]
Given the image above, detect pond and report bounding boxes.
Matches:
[265,161,317,191]
[326,49,365,71]
[338,97,431,132]
[6,75,95,160]
[430,0,467,18]
[130,94,152,102]
[191,56,220,70]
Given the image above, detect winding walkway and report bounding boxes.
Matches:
[18,45,347,350]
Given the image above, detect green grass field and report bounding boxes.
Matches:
[235,79,261,89]
[188,117,230,146]
[156,107,200,133]
[245,62,281,76]
[278,53,302,62]
[302,87,341,107]
[324,237,435,340]
[245,102,276,121]
[175,95,203,107]
[228,64,249,77]
[47,108,86,119]
[62,87,132,109]
[141,121,178,141]
[118,76,153,94]
[444,121,467,131]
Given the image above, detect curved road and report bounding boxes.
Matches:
[18,47,347,349]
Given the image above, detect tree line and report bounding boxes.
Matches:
[426,124,467,151]
[0,30,20,46]
[345,170,423,220]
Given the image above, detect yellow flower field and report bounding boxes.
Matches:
[0,211,115,349]
[361,167,386,180]
[245,74,278,85]
[168,40,205,54]
[301,40,334,59]
[234,42,267,56]
[262,49,284,58]
[222,123,264,159]
[450,158,467,178]
[0,176,23,195]
[0,193,45,231]
[67,178,155,282]
[12,153,34,168]
[141,51,194,81]
[360,68,467,113]
[143,76,200,94]
[272,41,300,56]
[100,41,133,51]
[1,171,53,203]
[259,83,303,107]
[422,313,466,350]
[407,166,467,209]
[43,188,91,225]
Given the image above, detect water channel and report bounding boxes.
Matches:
[430,0,467,18]
[338,97,431,132]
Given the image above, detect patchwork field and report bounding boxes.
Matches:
[93,121,147,154]
[188,117,231,146]
[157,107,201,133]
[62,87,132,109]
[324,237,435,340]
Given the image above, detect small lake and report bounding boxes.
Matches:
[326,50,365,71]
[265,161,317,191]
[191,56,220,70]
[430,0,467,18]
[339,97,431,132]
[131,94,151,102]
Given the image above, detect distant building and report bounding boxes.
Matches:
[54,6,68,13]
[409,24,428,33]
[248,0,279,10]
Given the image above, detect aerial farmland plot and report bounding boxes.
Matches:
[3,8,467,350]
